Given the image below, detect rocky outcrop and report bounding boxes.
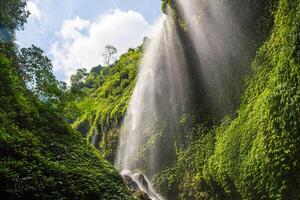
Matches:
[121,170,163,200]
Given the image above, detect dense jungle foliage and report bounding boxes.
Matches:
[155,0,300,199]
[0,0,299,199]
[0,1,134,199]
[73,0,300,199]
[64,46,143,163]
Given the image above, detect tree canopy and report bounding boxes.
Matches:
[0,0,29,30]
[18,45,65,105]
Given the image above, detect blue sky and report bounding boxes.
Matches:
[17,0,162,82]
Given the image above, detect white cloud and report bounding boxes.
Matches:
[27,1,42,20]
[51,9,158,82]
[59,16,90,40]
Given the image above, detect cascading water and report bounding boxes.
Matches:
[115,1,260,199]
[115,8,192,199]
[174,0,253,117]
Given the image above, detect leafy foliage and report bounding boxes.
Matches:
[0,0,29,30]
[18,45,62,100]
[70,68,89,95]
[0,1,134,198]
[62,1,300,199]
[155,0,300,199]
[0,45,134,199]
[2,0,298,199]
[65,47,142,162]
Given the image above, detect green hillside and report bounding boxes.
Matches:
[0,44,134,199]
[0,1,134,199]
[65,46,143,162]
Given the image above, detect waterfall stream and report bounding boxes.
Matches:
[115,1,256,199]
[115,10,188,199]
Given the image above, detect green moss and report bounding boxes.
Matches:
[155,0,300,199]
[67,47,142,161]
[39,0,300,199]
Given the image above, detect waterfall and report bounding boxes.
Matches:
[115,7,192,199]
[115,1,258,199]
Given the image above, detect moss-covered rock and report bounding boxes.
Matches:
[68,47,142,162]
[155,0,300,199]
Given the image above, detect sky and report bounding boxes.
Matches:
[17,0,162,82]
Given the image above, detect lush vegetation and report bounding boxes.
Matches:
[0,1,134,199]
[64,46,143,162]
[155,0,300,199]
[57,0,300,199]
[1,0,299,199]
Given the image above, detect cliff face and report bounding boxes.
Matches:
[56,0,299,199]
[67,47,142,163]
[154,0,300,199]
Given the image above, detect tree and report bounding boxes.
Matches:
[18,45,60,100]
[0,0,30,31]
[70,68,88,93]
[102,45,117,66]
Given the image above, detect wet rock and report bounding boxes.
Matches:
[121,170,161,200]
[121,171,152,200]
[134,173,160,199]
[123,174,139,191]
[135,173,150,193]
